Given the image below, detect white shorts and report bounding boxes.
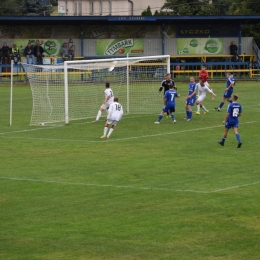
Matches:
[197,94,206,103]
[107,119,118,126]
[101,103,110,110]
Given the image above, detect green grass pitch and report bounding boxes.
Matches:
[0,81,260,260]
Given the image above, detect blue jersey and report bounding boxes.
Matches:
[224,76,235,98]
[164,89,178,107]
[225,102,242,128]
[187,82,197,96]
[186,82,197,106]
[226,75,235,89]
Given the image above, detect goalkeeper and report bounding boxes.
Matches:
[158,73,176,118]
[93,83,114,122]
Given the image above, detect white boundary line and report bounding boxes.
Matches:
[0,176,259,194]
[0,121,258,143]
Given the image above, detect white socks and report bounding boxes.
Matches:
[107,128,113,137]
[197,104,207,112]
[103,127,108,136]
[96,110,102,121]
[202,105,207,111]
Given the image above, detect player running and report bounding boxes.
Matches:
[93,82,114,122]
[185,76,197,121]
[199,66,215,100]
[196,80,216,115]
[218,94,242,148]
[158,73,176,118]
[100,97,123,139]
[154,83,180,124]
[215,72,235,112]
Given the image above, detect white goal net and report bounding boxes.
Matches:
[22,55,170,125]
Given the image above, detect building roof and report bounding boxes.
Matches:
[0,15,260,25]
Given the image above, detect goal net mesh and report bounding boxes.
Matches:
[22,56,169,126]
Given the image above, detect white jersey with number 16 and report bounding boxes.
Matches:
[107,102,123,121]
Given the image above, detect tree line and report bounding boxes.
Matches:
[142,0,260,45]
[0,0,259,45]
[0,0,57,16]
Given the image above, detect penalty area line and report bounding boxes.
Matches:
[0,121,258,143]
[0,124,225,143]
[0,176,260,194]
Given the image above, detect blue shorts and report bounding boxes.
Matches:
[186,98,196,106]
[163,105,175,113]
[225,121,239,129]
[223,89,233,99]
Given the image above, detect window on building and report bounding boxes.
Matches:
[74,2,77,16]
[90,2,94,15]
[79,2,82,16]
[108,1,112,16]
[99,2,102,15]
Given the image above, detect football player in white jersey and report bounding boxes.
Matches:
[196,80,216,115]
[100,97,123,139]
[93,82,114,122]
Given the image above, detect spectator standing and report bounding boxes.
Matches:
[230,41,239,62]
[0,42,10,63]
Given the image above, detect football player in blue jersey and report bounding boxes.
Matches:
[158,73,176,118]
[185,76,197,121]
[154,83,180,124]
[215,72,235,111]
[218,94,242,148]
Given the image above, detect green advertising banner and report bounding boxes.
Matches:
[96,39,144,56]
[14,39,63,56]
[177,38,223,54]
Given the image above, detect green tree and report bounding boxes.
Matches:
[0,0,22,16]
[154,10,166,16]
[228,0,260,15]
[228,0,260,45]
[160,0,228,16]
[212,0,233,15]
[22,0,53,16]
[50,0,58,6]
[141,6,153,16]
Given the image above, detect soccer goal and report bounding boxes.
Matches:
[22,55,170,126]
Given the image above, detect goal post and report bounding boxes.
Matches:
[23,55,170,126]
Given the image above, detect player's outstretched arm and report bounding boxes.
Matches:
[158,87,163,96]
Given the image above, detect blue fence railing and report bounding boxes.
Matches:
[1,60,259,83]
